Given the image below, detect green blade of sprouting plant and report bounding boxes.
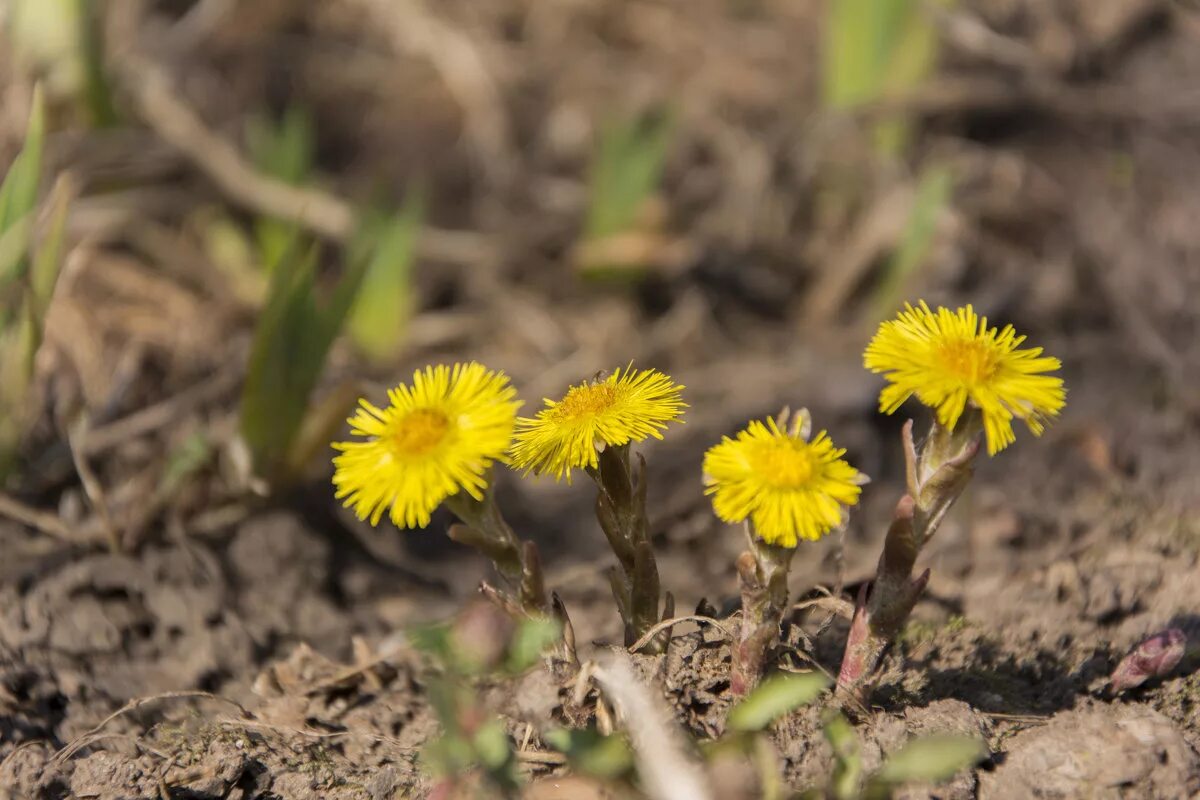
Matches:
[74,0,118,127]
[824,0,909,109]
[726,672,830,732]
[157,432,212,498]
[873,1,949,155]
[30,175,71,315]
[865,735,986,799]
[0,85,45,286]
[14,176,72,388]
[823,711,862,800]
[584,109,674,243]
[0,215,34,305]
[875,165,952,316]
[239,221,369,484]
[238,242,320,480]
[247,106,315,186]
[505,616,561,674]
[347,190,424,362]
[248,106,315,272]
[544,727,633,780]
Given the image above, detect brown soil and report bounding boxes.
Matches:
[3,0,1200,798]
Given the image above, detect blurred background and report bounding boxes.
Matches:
[2,0,1199,795]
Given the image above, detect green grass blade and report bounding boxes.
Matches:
[239,227,370,484]
[875,165,952,314]
[238,242,322,482]
[75,0,118,127]
[0,85,45,281]
[584,109,674,242]
[347,190,424,361]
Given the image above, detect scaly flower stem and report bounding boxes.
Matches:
[731,534,795,695]
[446,489,547,615]
[836,411,982,706]
[589,443,671,652]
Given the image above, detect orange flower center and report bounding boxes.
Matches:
[555,382,617,419]
[753,440,816,489]
[390,409,451,456]
[936,339,998,384]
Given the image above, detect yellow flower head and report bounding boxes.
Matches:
[703,412,863,548]
[510,366,686,482]
[332,362,521,528]
[864,301,1066,455]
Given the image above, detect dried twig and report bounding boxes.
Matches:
[353,0,513,184]
[67,414,121,552]
[83,368,241,456]
[592,652,713,800]
[626,614,732,654]
[0,492,76,543]
[115,57,492,265]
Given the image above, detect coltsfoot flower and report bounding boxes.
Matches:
[704,412,863,547]
[333,362,521,528]
[865,301,1066,455]
[510,366,685,482]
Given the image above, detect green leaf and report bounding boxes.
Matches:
[823,711,862,800]
[158,432,212,496]
[29,176,70,313]
[726,672,830,732]
[822,0,950,156]
[247,107,316,275]
[544,727,633,779]
[504,616,561,674]
[866,735,986,797]
[584,109,674,244]
[406,621,455,663]
[247,106,315,186]
[0,85,45,287]
[347,190,424,361]
[75,0,118,127]
[472,719,514,771]
[875,165,953,314]
[238,236,369,485]
[422,732,476,778]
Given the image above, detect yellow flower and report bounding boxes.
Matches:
[864,301,1066,455]
[511,366,686,482]
[703,413,862,547]
[332,362,521,528]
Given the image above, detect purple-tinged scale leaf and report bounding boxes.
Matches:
[1109,628,1187,692]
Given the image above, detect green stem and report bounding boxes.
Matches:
[445,490,547,614]
[589,444,666,651]
[731,536,795,695]
[836,412,981,705]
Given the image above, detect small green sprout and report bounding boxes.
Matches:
[346,190,424,363]
[0,87,71,481]
[576,109,675,279]
[823,0,952,156]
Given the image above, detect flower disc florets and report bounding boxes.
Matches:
[332,362,520,528]
[864,301,1066,455]
[703,412,863,547]
[510,366,685,482]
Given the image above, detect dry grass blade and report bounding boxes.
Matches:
[115,57,491,265]
[50,691,251,766]
[0,491,76,543]
[626,614,732,653]
[353,0,512,185]
[592,652,713,800]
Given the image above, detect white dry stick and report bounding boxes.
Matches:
[592,652,713,800]
[354,0,513,185]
